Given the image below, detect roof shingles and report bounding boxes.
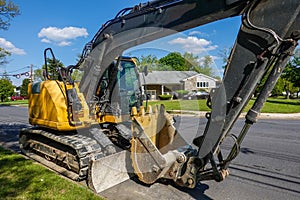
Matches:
[141,71,199,85]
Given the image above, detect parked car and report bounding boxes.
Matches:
[183,91,209,100]
[11,95,28,101]
[293,92,300,98]
[195,91,210,99]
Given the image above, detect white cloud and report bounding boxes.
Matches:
[0,38,26,55]
[41,38,51,43]
[189,31,202,35]
[189,30,216,37]
[58,41,71,46]
[38,26,88,46]
[169,36,217,54]
[188,31,209,37]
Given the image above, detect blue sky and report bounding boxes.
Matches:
[0,0,242,86]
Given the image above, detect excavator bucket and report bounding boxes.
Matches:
[130,105,178,184]
[87,105,178,193]
[87,150,134,193]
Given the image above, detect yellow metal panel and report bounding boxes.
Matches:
[28,80,90,131]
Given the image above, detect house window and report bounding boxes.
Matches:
[197,81,209,88]
[146,90,156,100]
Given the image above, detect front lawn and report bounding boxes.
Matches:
[0,147,103,200]
[0,100,28,106]
[146,98,300,113]
[1,98,299,113]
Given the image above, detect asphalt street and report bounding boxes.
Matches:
[0,106,299,200]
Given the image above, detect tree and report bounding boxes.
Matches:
[33,68,44,81]
[198,55,214,76]
[0,77,14,101]
[158,52,187,71]
[218,47,232,70]
[0,0,20,30]
[257,74,287,97]
[35,58,82,82]
[256,49,300,98]
[183,52,200,72]
[280,50,300,98]
[271,77,285,96]
[0,47,11,65]
[0,1,20,69]
[138,54,158,72]
[20,78,30,96]
[138,52,215,77]
[43,58,64,80]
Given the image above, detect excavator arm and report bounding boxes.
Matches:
[75,0,299,190]
[74,0,300,191]
[78,0,251,102]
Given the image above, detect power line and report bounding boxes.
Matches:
[0,71,31,79]
[8,66,30,73]
[3,65,39,74]
[0,64,36,79]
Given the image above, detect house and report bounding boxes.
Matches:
[182,73,219,91]
[14,86,21,96]
[140,71,219,100]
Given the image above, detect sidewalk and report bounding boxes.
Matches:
[170,110,300,120]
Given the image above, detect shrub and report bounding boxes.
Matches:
[176,90,189,95]
[158,94,172,100]
[175,90,189,98]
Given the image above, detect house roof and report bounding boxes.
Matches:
[140,71,199,85]
[182,73,219,82]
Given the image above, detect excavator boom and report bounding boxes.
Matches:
[78,0,250,102]
[20,0,299,196]
[76,0,299,186]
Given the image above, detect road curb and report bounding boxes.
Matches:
[169,110,300,120]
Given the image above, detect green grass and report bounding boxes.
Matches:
[0,100,28,106]
[146,99,211,112]
[146,98,300,113]
[0,147,103,200]
[248,98,300,113]
[1,98,300,113]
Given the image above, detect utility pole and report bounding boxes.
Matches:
[30,64,33,82]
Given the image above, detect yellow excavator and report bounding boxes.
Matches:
[20,0,299,194]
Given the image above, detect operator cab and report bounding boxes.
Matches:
[96,56,143,116]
